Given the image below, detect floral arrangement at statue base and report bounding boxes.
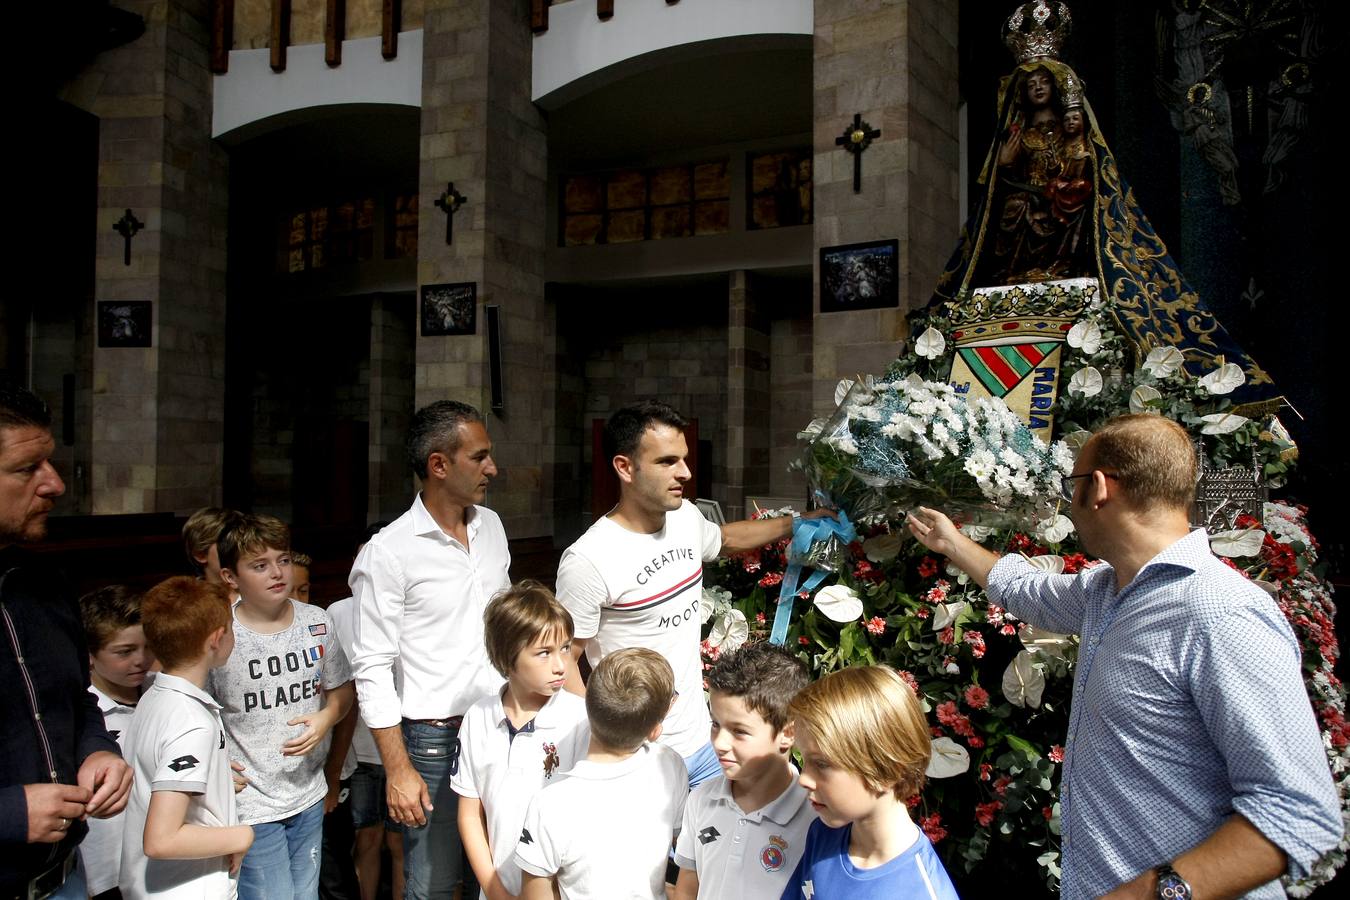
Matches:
[701,311,1347,897]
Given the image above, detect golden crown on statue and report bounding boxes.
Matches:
[1002,1,1072,63]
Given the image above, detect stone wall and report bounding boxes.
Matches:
[368,293,417,522]
[768,304,814,501]
[59,0,229,515]
[811,0,960,412]
[416,0,551,538]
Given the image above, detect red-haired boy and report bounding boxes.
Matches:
[119,577,254,899]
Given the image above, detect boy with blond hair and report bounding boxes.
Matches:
[206,513,353,900]
[515,648,687,899]
[453,581,590,900]
[781,666,958,900]
[119,577,254,899]
[674,644,815,900]
[79,585,156,899]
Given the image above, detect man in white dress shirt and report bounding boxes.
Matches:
[349,401,510,899]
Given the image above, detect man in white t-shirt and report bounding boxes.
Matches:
[558,401,832,786]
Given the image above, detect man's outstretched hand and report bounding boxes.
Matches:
[905,506,1000,589]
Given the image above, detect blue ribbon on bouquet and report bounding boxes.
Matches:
[769,510,856,646]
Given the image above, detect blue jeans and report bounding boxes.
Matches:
[401,720,477,900]
[684,740,721,789]
[238,798,324,900]
[48,856,87,900]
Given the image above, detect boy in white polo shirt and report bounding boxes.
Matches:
[515,648,687,900]
[119,577,254,899]
[673,644,816,900]
[452,581,590,899]
[79,585,155,899]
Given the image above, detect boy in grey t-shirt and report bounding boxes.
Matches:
[207,514,354,900]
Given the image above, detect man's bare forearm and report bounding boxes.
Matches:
[1174,814,1286,900]
[1102,816,1288,899]
[371,724,412,774]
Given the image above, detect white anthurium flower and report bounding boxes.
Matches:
[699,590,717,624]
[1199,362,1245,396]
[700,587,732,624]
[1199,412,1250,435]
[1128,385,1162,414]
[1035,515,1075,545]
[834,379,855,406]
[1209,528,1267,558]
[1063,430,1093,453]
[1141,346,1185,378]
[1021,625,1074,659]
[1067,366,1103,398]
[932,600,969,631]
[963,524,995,543]
[915,326,946,360]
[707,609,749,653]
[1002,650,1046,709]
[863,532,904,563]
[1024,554,1066,575]
[798,418,828,440]
[1066,320,1102,355]
[926,736,971,778]
[814,584,864,623]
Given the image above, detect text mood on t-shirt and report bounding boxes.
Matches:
[616,545,702,630]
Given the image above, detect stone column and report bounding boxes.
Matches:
[811,0,960,412]
[61,0,228,514]
[418,0,550,538]
[368,294,417,523]
[725,271,772,522]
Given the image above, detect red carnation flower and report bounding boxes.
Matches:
[920,813,947,844]
[963,685,990,709]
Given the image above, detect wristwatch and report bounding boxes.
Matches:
[1154,863,1192,900]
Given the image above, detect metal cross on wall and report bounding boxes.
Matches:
[836,114,881,193]
[112,209,144,266]
[434,182,468,245]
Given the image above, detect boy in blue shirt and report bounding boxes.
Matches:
[781,666,959,900]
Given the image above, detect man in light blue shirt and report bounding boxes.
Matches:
[906,414,1341,900]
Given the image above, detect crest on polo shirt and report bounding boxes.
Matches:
[542,741,560,779]
[760,834,788,872]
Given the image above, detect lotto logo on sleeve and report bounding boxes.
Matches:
[167,755,199,772]
[304,644,325,664]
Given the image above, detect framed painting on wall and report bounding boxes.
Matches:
[420,282,477,336]
[819,239,899,313]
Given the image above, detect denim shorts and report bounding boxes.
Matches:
[349,760,402,832]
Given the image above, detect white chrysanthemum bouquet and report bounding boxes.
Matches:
[800,374,1074,530]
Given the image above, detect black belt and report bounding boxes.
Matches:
[407,715,463,729]
[25,846,77,900]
